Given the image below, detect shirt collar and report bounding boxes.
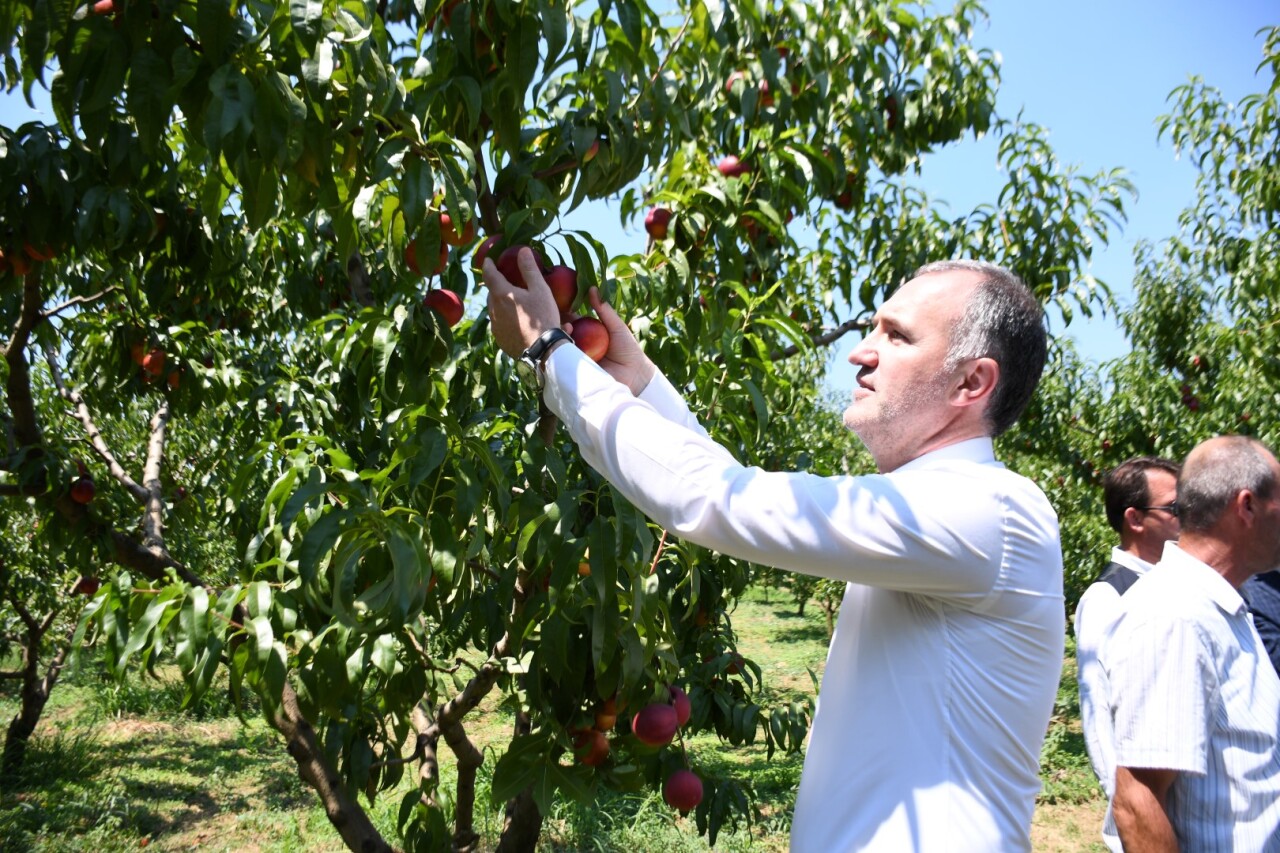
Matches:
[1158,541,1248,616]
[1110,547,1156,575]
[893,437,997,473]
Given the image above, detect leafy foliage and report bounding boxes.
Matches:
[0,1,1144,849]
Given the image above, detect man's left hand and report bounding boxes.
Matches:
[482,248,563,358]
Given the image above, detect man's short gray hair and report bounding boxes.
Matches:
[913,260,1047,437]
[1178,436,1278,533]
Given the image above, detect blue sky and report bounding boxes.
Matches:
[3,1,1274,382]
[557,1,1277,393]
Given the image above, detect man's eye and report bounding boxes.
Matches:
[888,330,906,341]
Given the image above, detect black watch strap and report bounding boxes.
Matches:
[521,328,573,365]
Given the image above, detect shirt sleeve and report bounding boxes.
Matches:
[1107,610,1213,775]
[543,345,1005,596]
[1074,583,1123,795]
[635,366,711,438]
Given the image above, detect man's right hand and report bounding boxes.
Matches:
[587,286,656,397]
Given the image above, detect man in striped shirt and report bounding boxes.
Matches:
[1104,436,1280,851]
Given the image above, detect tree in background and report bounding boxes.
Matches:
[0,1,1133,849]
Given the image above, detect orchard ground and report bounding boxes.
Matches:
[0,585,1106,852]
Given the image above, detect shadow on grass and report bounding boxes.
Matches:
[0,716,314,848]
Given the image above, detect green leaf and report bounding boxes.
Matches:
[251,615,274,666]
[297,509,348,584]
[490,732,552,806]
[289,0,324,50]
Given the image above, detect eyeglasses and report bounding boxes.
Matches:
[1136,502,1179,518]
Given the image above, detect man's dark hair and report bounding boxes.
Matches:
[1103,456,1182,532]
[916,260,1047,436]
[1178,436,1278,533]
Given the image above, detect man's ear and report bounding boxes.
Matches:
[951,356,999,409]
[1123,505,1146,534]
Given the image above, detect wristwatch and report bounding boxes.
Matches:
[516,328,573,392]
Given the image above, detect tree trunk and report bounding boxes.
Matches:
[271,680,397,853]
[2,675,49,782]
[494,785,542,853]
[494,709,542,853]
[0,608,68,785]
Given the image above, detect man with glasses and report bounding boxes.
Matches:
[1105,436,1280,851]
[1075,456,1181,851]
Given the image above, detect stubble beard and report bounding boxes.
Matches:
[843,374,948,468]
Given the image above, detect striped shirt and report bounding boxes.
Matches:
[1104,542,1280,852]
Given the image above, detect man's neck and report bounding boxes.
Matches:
[1178,535,1250,589]
[1122,541,1164,566]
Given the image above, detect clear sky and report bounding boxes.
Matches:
[557,1,1277,394]
[3,1,1274,385]
[921,0,1275,364]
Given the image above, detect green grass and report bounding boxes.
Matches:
[0,587,1104,851]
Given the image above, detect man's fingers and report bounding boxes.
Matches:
[481,258,513,295]
[517,248,549,290]
[589,287,628,334]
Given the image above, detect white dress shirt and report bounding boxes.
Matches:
[1075,547,1157,851]
[1105,542,1280,853]
[544,346,1066,852]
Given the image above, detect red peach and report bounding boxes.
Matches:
[663,769,703,812]
[632,702,678,747]
[569,316,610,363]
[423,288,464,328]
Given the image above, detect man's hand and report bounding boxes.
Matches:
[482,248,561,358]
[483,247,656,395]
[587,287,656,396]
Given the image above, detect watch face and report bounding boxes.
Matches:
[515,356,539,389]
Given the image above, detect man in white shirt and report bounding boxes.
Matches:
[484,252,1065,851]
[1104,436,1280,852]
[1074,456,1181,850]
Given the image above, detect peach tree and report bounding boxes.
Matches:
[1,1,1132,849]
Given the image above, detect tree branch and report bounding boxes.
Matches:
[43,344,146,501]
[141,400,171,548]
[770,315,871,360]
[41,287,119,321]
[4,266,46,450]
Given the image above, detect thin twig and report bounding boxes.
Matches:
[42,287,119,320]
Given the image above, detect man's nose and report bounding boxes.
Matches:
[848,336,876,367]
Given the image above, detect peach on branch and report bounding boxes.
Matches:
[716,155,750,179]
[669,685,691,727]
[594,697,618,731]
[406,238,449,277]
[663,769,703,812]
[632,702,678,747]
[424,288,465,328]
[569,317,610,363]
[645,206,673,240]
[572,728,610,767]
[142,349,167,377]
[472,233,503,270]
[74,576,102,596]
[495,245,548,289]
[544,265,578,313]
[70,476,96,504]
[440,212,476,247]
